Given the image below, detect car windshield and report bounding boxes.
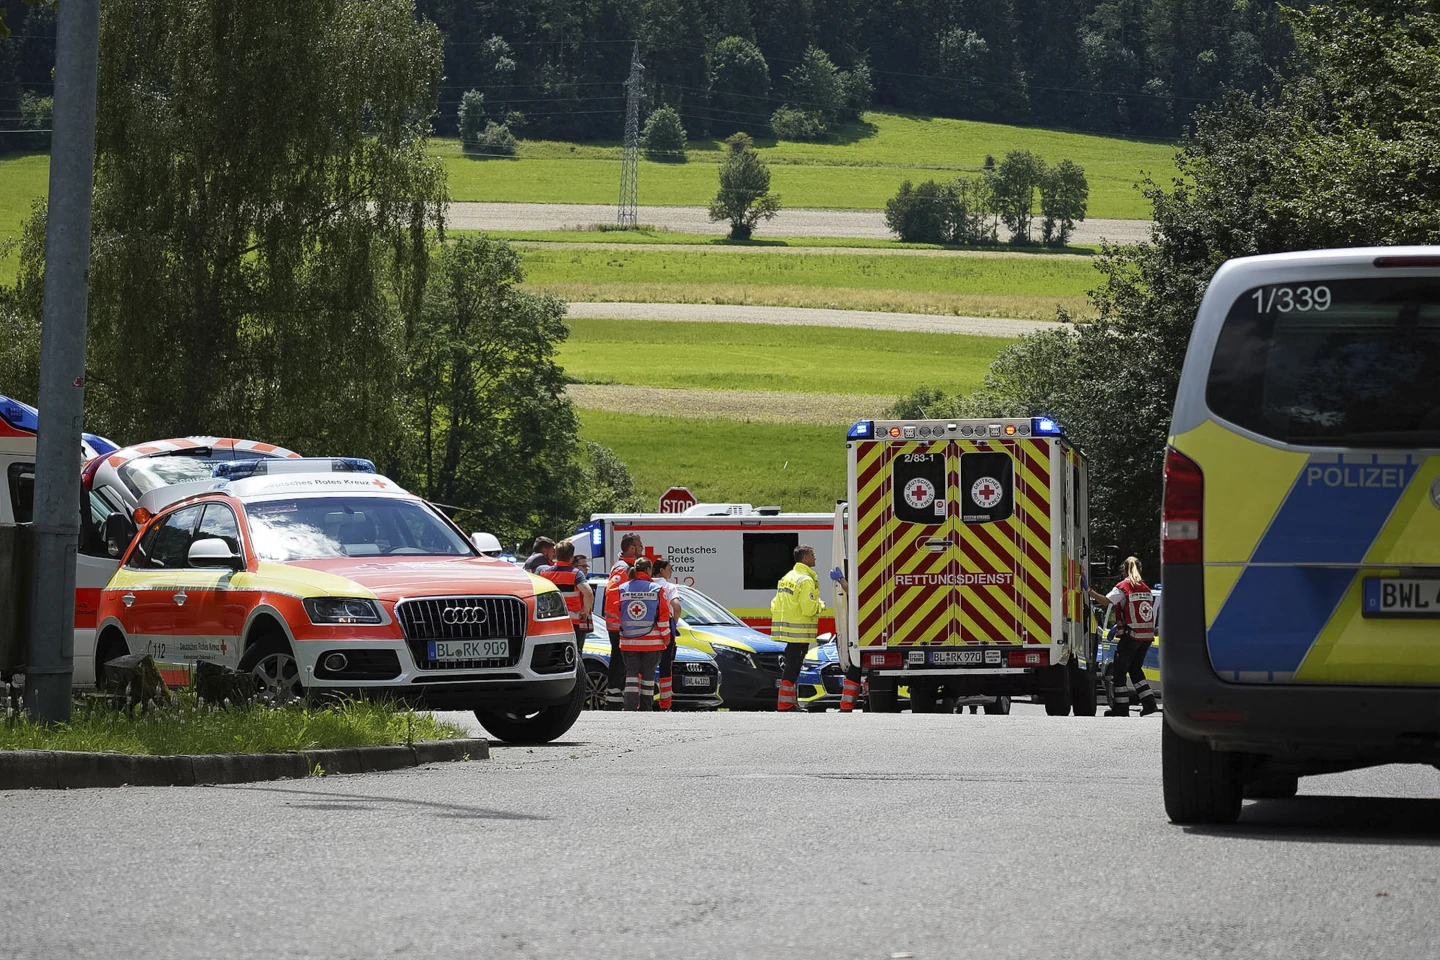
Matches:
[244,495,473,561]
[678,587,743,626]
[119,456,219,495]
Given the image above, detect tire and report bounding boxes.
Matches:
[1069,656,1098,716]
[474,673,585,745]
[239,628,304,704]
[910,685,941,714]
[1244,773,1299,800]
[582,659,609,711]
[1162,719,1243,824]
[867,680,900,714]
[982,695,1011,715]
[1041,665,1072,716]
[93,630,130,690]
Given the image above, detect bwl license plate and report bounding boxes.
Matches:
[428,639,509,661]
[680,675,713,688]
[1363,579,1440,618]
[931,649,984,666]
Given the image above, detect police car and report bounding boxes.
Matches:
[579,631,721,710]
[1162,248,1440,823]
[94,459,584,743]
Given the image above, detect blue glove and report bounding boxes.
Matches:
[829,567,844,582]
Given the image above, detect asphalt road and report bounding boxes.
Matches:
[4,709,1438,960]
[447,202,1152,247]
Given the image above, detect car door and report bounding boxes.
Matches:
[122,505,202,661]
[173,502,248,669]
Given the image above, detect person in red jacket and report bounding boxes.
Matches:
[603,532,643,709]
[538,541,593,649]
[1089,556,1160,717]
[618,557,669,711]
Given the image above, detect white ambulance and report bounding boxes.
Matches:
[833,416,1099,715]
[576,506,839,634]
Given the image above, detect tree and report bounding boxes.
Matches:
[458,89,486,149]
[785,46,845,122]
[884,180,955,245]
[708,132,781,240]
[840,59,872,121]
[1,0,447,454]
[641,105,688,161]
[1038,159,1089,246]
[710,36,770,134]
[986,150,1046,244]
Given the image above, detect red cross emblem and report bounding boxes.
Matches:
[971,476,1003,509]
[371,479,386,488]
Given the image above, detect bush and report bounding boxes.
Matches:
[458,89,485,149]
[770,105,827,141]
[841,60,873,121]
[641,105,687,161]
[503,110,527,134]
[475,121,517,157]
[19,92,52,151]
[884,180,955,244]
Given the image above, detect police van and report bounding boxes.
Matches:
[833,416,1097,715]
[1162,248,1440,823]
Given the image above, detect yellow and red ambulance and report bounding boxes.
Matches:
[834,416,1098,714]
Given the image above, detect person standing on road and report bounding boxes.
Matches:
[618,558,669,710]
[539,541,593,650]
[651,558,683,710]
[1088,556,1159,717]
[523,536,556,573]
[771,544,825,712]
[604,533,644,709]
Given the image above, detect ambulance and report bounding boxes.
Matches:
[576,506,838,634]
[1162,248,1440,823]
[833,415,1098,715]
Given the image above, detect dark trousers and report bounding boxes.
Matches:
[606,630,625,708]
[622,649,662,711]
[1109,636,1157,715]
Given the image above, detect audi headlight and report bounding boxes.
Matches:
[711,645,756,669]
[304,597,381,625]
[534,590,569,620]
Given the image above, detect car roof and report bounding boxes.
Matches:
[140,472,412,518]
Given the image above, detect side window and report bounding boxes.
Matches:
[892,452,946,525]
[7,462,34,525]
[742,532,798,591]
[147,506,203,569]
[195,504,242,559]
[126,525,161,569]
[960,451,1015,525]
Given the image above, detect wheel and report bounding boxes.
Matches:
[1244,773,1299,800]
[910,685,941,713]
[239,629,304,704]
[474,673,585,745]
[582,659,609,711]
[1162,719,1243,824]
[1069,656,1098,716]
[866,680,900,713]
[982,695,1011,715]
[93,629,129,690]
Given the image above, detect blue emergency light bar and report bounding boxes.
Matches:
[846,420,875,440]
[1032,417,1062,436]
[212,457,376,481]
[0,395,40,434]
[83,433,119,455]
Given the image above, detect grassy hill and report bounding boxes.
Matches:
[442,111,1174,219]
[0,152,47,286]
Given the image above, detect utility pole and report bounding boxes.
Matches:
[616,41,643,229]
[26,0,102,723]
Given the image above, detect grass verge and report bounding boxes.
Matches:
[0,152,47,287]
[578,408,847,512]
[0,693,464,755]
[560,319,1011,396]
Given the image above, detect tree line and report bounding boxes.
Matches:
[2,0,1301,149]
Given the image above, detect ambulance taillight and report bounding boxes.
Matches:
[1162,447,1203,564]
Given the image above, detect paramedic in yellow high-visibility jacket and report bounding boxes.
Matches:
[771,545,825,712]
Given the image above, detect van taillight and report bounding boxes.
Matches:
[1162,447,1203,564]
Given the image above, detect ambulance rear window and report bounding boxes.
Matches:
[1207,278,1440,447]
[8,462,34,524]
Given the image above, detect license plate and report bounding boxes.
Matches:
[428,639,509,661]
[680,675,712,688]
[1363,579,1440,618]
[932,649,983,666]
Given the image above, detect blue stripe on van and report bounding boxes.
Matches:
[1207,566,1356,676]
[1250,455,1418,565]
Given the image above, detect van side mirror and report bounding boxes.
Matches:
[104,511,136,559]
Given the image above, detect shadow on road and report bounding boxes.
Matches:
[223,784,549,821]
[1186,795,1440,846]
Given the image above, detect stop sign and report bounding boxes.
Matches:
[658,486,697,514]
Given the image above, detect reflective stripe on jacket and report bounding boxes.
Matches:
[539,563,588,627]
[619,575,669,651]
[770,562,823,643]
[604,558,633,631]
[1116,579,1157,642]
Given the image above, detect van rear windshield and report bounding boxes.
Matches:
[1206,278,1440,447]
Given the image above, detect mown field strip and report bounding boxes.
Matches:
[568,384,893,424]
[560,318,1013,398]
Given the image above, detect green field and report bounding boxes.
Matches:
[525,246,1098,320]
[560,319,1010,397]
[440,112,1173,219]
[490,229,1100,254]
[579,408,845,512]
[0,152,47,285]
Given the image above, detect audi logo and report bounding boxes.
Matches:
[441,606,489,625]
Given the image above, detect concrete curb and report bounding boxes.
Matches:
[0,738,490,790]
